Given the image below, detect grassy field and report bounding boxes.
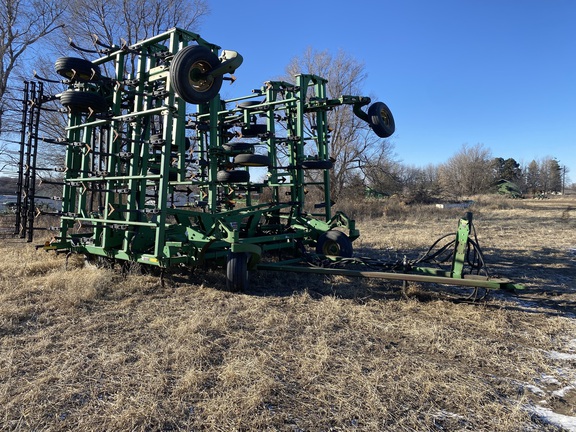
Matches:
[1,196,575,431]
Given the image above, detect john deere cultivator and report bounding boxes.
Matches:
[17,28,521,293]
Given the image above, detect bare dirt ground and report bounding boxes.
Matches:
[1,196,575,431]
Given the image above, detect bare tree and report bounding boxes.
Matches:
[60,0,209,74]
[0,0,210,174]
[361,140,403,196]
[283,47,394,200]
[438,143,493,198]
[0,0,66,102]
[0,0,67,174]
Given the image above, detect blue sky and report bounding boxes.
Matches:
[199,0,576,181]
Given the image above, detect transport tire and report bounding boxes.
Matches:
[316,230,353,258]
[55,57,101,82]
[170,45,223,104]
[368,101,395,138]
[226,252,249,292]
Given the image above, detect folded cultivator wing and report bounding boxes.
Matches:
[17,28,521,294]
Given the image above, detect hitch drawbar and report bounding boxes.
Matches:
[257,212,524,293]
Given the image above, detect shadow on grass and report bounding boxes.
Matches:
[167,241,576,318]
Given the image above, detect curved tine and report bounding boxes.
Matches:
[69,38,100,54]
[32,71,61,84]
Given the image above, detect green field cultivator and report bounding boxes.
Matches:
[16,28,522,294]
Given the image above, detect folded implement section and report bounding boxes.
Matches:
[18,28,390,290]
[18,28,521,294]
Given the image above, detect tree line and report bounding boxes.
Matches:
[349,143,567,202]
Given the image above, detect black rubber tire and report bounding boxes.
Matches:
[234,153,270,167]
[147,167,178,181]
[368,102,395,138]
[241,124,267,137]
[170,45,223,104]
[222,142,254,154]
[55,57,101,82]
[316,230,353,258]
[226,252,249,292]
[238,100,264,110]
[60,90,108,113]
[216,170,250,183]
[302,160,333,170]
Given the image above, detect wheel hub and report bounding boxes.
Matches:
[189,61,214,92]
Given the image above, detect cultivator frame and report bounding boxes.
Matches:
[17,27,522,293]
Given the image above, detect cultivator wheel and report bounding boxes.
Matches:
[240,124,267,137]
[316,230,353,258]
[233,154,270,167]
[55,57,101,82]
[226,252,249,292]
[222,142,254,154]
[302,160,333,170]
[216,170,250,183]
[368,101,395,138]
[59,90,109,113]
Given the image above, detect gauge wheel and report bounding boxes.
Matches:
[222,142,254,154]
[238,100,264,110]
[316,230,353,258]
[170,45,223,104]
[302,160,333,170]
[226,252,249,292]
[368,102,395,138]
[60,90,108,113]
[216,170,250,183]
[234,154,270,167]
[55,57,101,82]
[240,124,267,137]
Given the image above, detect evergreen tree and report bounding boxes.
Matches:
[525,160,540,194]
[501,158,522,182]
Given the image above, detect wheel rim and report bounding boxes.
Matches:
[323,241,341,256]
[379,107,392,127]
[188,61,214,93]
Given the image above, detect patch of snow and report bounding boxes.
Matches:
[539,374,561,385]
[525,384,546,396]
[567,339,576,352]
[552,384,576,398]
[433,409,466,420]
[528,405,576,432]
[547,351,576,361]
[435,202,473,209]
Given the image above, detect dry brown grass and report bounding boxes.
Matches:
[1,196,575,431]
